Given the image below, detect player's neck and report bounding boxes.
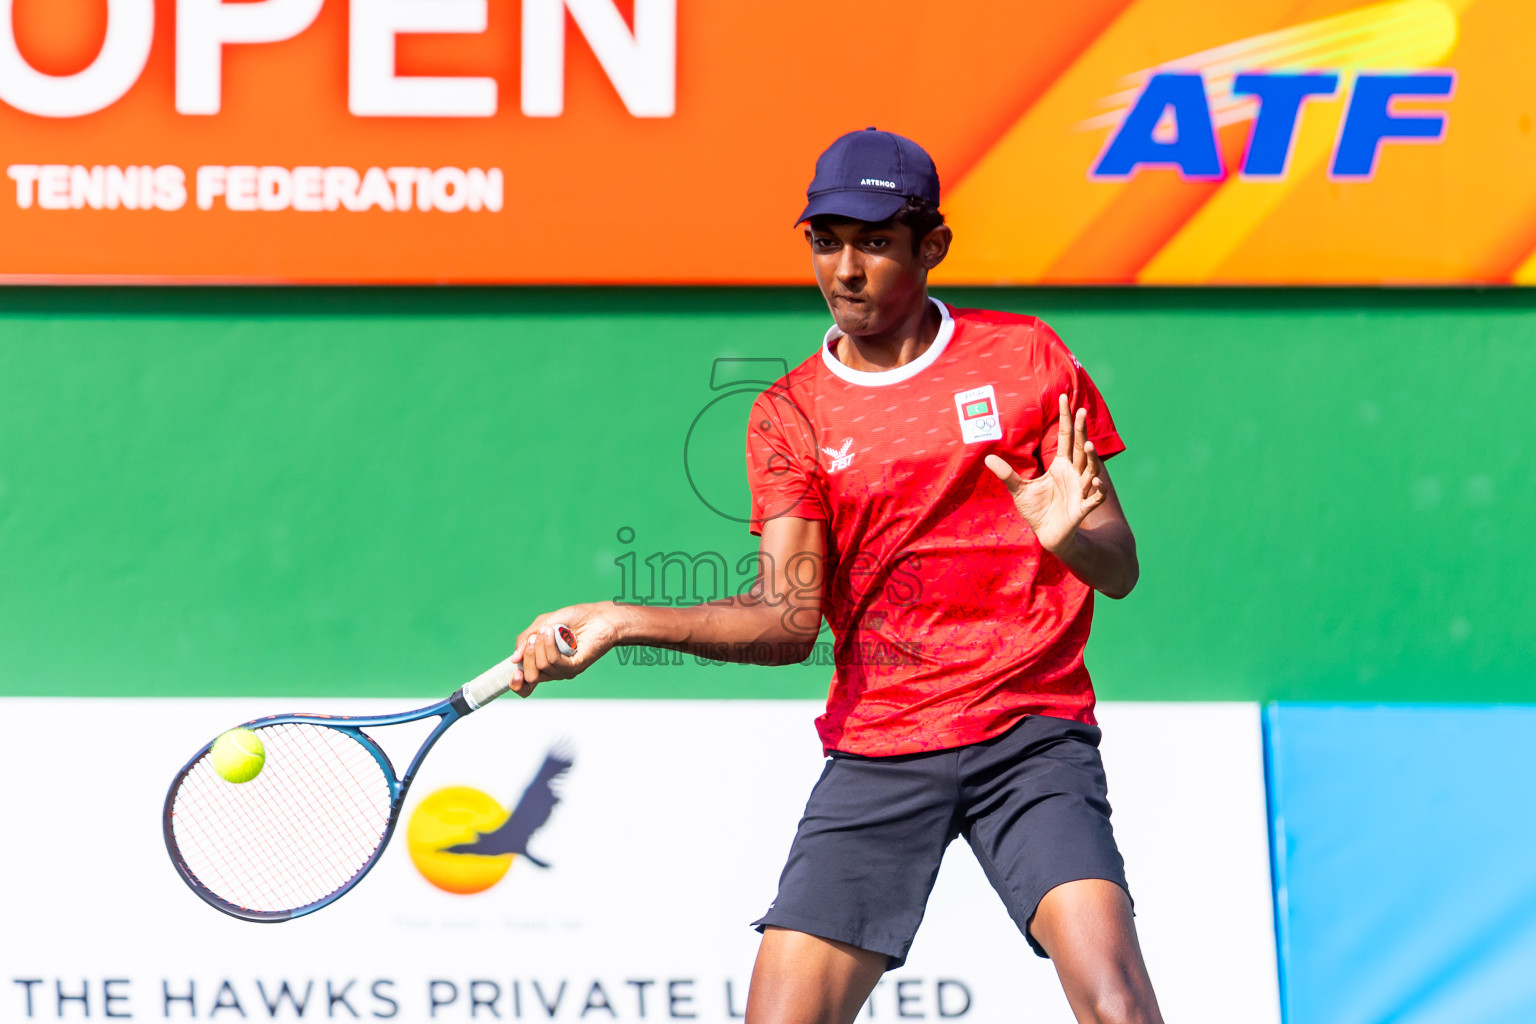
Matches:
[833,295,941,374]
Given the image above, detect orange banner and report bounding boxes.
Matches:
[0,0,1531,284]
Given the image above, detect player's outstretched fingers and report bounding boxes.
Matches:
[984,454,1024,494]
[1073,408,1090,472]
[1056,394,1073,463]
[1089,442,1113,504]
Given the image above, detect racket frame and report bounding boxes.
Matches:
[162,690,473,923]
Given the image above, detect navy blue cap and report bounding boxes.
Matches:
[797,127,941,225]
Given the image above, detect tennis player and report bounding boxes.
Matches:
[513,128,1161,1024]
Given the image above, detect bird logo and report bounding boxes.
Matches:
[821,437,855,472]
[405,747,574,895]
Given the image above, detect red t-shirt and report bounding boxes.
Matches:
[746,299,1125,756]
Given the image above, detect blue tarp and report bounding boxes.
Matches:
[1265,704,1536,1024]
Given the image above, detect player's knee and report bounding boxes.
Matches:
[744,1003,843,1024]
[1084,986,1155,1024]
[745,983,863,1024]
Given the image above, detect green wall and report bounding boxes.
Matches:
[0,287,1531,702]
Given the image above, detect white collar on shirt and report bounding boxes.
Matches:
[820,296,955,388]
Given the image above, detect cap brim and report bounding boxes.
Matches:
[795,190,908,226]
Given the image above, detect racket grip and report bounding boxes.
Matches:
[460,624,577,711]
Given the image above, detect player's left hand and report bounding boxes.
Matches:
[984,394,1106,555]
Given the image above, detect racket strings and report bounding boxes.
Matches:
[169,724,395,914]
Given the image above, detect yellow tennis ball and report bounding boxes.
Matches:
[211,728,265,784]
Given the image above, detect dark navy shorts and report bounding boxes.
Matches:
[752,714,1129,968]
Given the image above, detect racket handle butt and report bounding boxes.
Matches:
[460,624,577,711]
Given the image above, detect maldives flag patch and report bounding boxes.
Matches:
[953,385,1003,443]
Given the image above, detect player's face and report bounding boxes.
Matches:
[805,218,930,337]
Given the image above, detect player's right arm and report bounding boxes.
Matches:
[510,515,826,695]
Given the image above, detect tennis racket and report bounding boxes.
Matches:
[162,625,577,922]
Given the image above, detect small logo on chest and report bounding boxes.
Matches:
[821,437,855,472]
[954,385,1003,443]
